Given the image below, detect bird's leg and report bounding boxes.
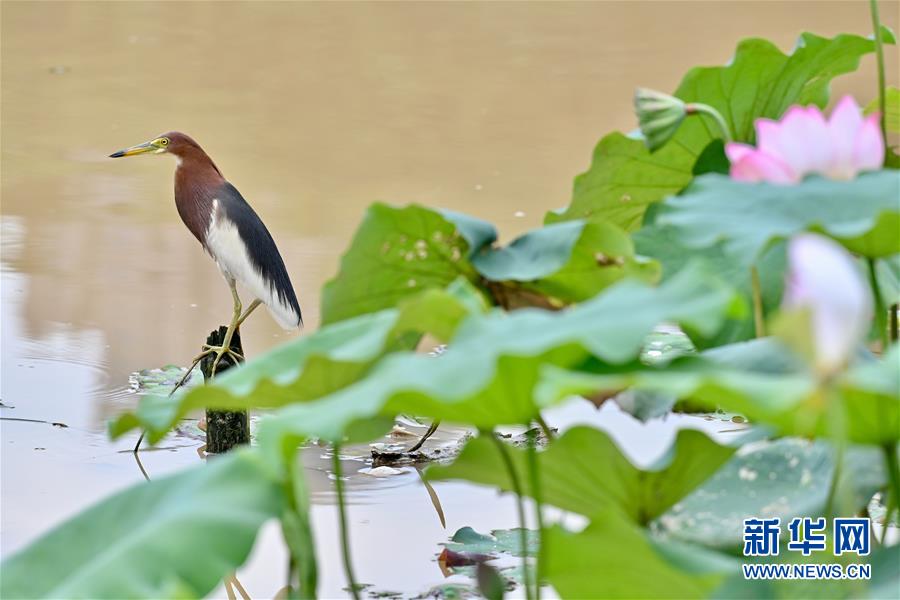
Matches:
[171,329,243,396]
[237,299,262,327]
[210,280,243,375]
[170,283,247,395]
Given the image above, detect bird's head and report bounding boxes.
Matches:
[109,131,202,160]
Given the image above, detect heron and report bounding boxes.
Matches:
[110,131,302,381]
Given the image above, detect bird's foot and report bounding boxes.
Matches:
[203,344,244,375]
[168,345,243,397]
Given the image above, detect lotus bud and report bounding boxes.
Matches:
[634,88,687,152]
[781,234,872,377]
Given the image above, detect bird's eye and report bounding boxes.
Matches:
[159,138,169,146]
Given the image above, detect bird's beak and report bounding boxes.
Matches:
[109,140,157,158]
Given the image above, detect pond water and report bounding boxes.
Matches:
[2,2,896,598]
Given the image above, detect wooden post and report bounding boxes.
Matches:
[201,325,249,453]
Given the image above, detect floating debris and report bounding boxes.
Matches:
[389,425,416,438]
[498,426,555,448]
[1,417,69,428]
[364,466,405,477]
[370,433,470,467]
[438,547,494,569]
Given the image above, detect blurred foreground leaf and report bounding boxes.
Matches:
[657,438,886,551]
[633,227,786,348]
[537,341,900,444]
[252,263,741,467]
[544,511,736,599]
[0,450,282,599]
[114,263,741,453]
[110,282,484,444]
[655,172,900,264]
[428,427,735,525]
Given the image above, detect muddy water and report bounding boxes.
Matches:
[2,2,897,598]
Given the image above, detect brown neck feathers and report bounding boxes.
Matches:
[173,146,226,247]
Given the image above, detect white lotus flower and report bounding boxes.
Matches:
[782,234,872,376]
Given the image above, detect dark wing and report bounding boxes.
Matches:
[217,182,302,327]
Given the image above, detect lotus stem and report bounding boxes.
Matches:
[526,428,544,600]
[286,556,296,598]
[882,443,900,544]
[891,303,899,343]
[492,432,533,600]
[332,446,361,600]
[751,266,765,338]
[291,459,318,600]
[685,102,733,142]
[825,440,846,521]
[869,0,888,149]
[867,258,889,350]
[280,454,317,600]
[824,384,850,520]
[535,414,555,441]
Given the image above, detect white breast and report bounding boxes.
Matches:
[205,199,300,330]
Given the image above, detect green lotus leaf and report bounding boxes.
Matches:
[655,172,900,264]
[550,29,895,229]
[658,439,886,552]
[537,340,900,445]
[427,426,736,525]
[111,282,485,444]
[251,263,742,468]
[543,511,736,599]
[472,219,660,307]
[865,85,900,134]
[320,204,495,325]
[0,450,283,599]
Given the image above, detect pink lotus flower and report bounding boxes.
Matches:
[726,96,884,184]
